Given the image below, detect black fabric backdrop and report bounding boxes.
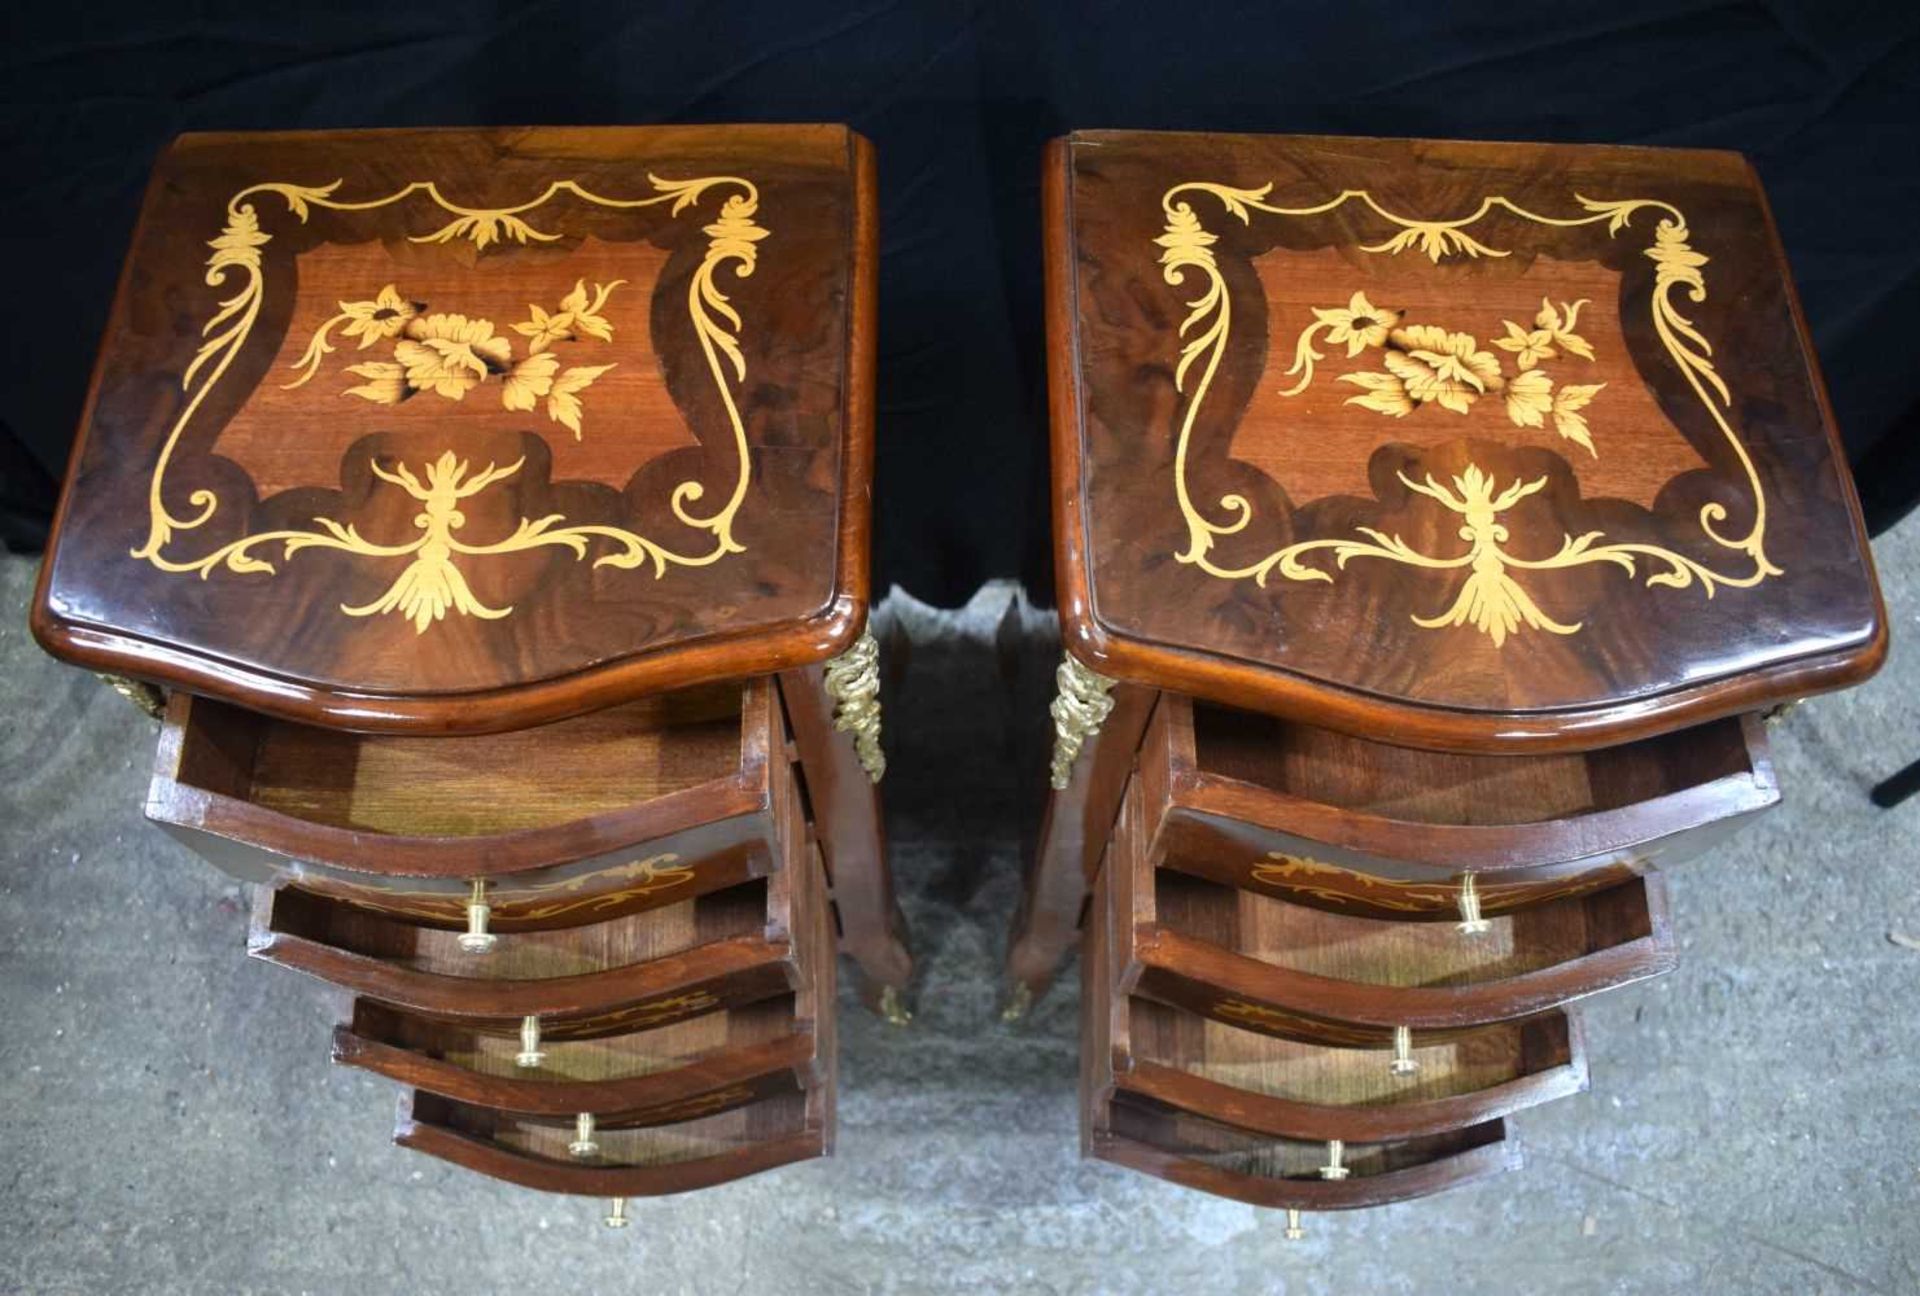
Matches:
[4,1,1917,605]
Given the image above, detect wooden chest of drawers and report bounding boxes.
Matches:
[1018,129,1887,1227]
[30,124,905,1225]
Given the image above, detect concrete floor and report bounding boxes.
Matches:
[1,515,1916,1296]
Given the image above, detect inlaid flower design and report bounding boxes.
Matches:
[1313,291,1402,357]
[284,280,624,438]
[1286,294,1607,455]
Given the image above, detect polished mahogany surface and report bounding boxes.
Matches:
[1047,131,1885,751]
[34,125,875,733]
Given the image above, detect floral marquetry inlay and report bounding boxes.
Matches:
[283,279,625,439]
[132,174,769,632]
[1156,183,1780,647]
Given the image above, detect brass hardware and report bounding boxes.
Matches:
[96,673,165,719]
[1390,1025,1419,1076]
[1456,873,1491,935]
[824,631,886,783]
[602,1198,629,1230]
[1284,1209,1305,1241]
[1049,655,1116,789]
[569,1113,599,1159]
[1318,1140,1350,1181]
[1000,982,1034,1024]
[879,985,912,1027]
[458,878,498,954]
[515,1015,546,1069]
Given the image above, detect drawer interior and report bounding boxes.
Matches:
[175,682,745,837]
[1154,869,1651,988]
[1128,995,1572,1107]
[348,994,798,1083]
[271,878,772,980]
[415,1088,812,1167]
[1106,1091,1502,1180]
[1191,702,1755,826]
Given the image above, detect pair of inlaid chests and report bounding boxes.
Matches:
[29,127,1885,1232]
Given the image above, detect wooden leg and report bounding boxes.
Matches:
[1005,669,1154,1017]
[778,661,914,1020]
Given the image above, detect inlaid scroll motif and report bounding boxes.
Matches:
[133,175,768,632]
[1155,185,1780,647]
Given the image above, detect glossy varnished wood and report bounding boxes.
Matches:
[149,679,790,928]
[249,874,798,1038]
[1111,776,1674,1045]
[34,125,878,734]
[395,1087,829,1197]
[1007,681,1155,1002]
[1141,693,1775,918]
[1046,132,1885,751]
[333,998,817,1121]
[332,798,832,1123]
[778,664,913,998]
[1082,853,1522,1208]
[391,835,838,1196]
[1088,838,1587,1142]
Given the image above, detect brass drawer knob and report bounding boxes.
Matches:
[1390,1024,1420,1076]
[515,1015,546,1069]
[1455,873,1491,935]
[569,1112,600,1159]
[602,1198,629,1230]
[458,878,498,954]
[1318,1139,1350,1181]
[1284,1209,1305,1241]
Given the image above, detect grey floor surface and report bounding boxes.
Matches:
[1,517,1916,1296]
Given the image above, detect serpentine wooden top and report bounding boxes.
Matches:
[33,125,874,733]
[1047,130,1884,752]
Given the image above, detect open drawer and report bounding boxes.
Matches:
[251,872,801,1040]
[331,828,835,1120]
[396,1085,832,1197]
[1089,1092,1520,1211]
[1136,694,1776,921]
[1086,866,1519,1210]
[1087,845,1586,1142]
[1110,778,1675,1046]
[149,679,792,931]
[335,996,819,1123]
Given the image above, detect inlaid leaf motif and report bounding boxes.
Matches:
[1552,382,1606,455]
[547,364,616,438]
[343,361,406,405]
[500,351,559,411]
[1339,370,1414,417]
[513,279,625,352]
[1505,369,1554,428]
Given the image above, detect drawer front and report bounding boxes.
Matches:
[1111,774,1676,1043]
[283,827,770,932]
[148,681,786,933]
[395,1085,830,1197]
[1089,858,1585,1142]
[1138,695,1777,904]
[1158,810,1642,921]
